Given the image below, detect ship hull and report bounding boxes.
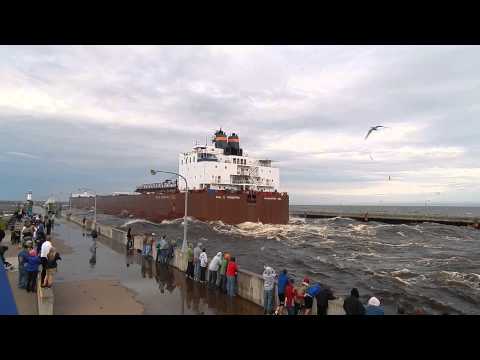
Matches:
[71,191,289,225]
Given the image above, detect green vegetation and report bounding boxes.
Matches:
[0,217,7,231]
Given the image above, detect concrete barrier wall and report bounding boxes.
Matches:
[112,228,127,244]
[236,268,272,307]
[37,277,54,315]
[65,214,345,313]
[97,224,113,239]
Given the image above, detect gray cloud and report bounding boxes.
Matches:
[0,45,479,204]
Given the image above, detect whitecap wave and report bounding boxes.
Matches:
[436,271,480,289]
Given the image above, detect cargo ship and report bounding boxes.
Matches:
[71,130,289,224]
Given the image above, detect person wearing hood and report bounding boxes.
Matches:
[199,248,208,284]
[316,284,336,316]
[193,242,202,282]
[304,282,322,315]
[217,253,229,292]
[185,243,194,279]
[262,266,277,315]
[208,252,222,288]
[226,256,238,297]
[343,288,365,315]
[275,269,288,315]
[284,278,296,315]
[365,297,384,315]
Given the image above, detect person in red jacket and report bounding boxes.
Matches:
[284,278,296,315]
[226,256,238,297]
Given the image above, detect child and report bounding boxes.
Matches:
[43,247,62,288]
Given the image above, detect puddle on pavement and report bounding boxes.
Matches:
[53,218,263,315]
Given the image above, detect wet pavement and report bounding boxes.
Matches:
[54,216,263,315]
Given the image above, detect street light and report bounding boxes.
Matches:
[150,169,188,252]
[78,187,97,225]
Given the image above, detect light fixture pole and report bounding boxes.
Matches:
[78,187,97,226]
[150,169,188,252]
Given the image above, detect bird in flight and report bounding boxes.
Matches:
[365,125,389,140]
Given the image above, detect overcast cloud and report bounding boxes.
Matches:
[1,45,479,205]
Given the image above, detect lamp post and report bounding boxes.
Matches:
[78,187,97,226]
[150,169,188,252]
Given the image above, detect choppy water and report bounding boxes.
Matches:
[72,208,480,315]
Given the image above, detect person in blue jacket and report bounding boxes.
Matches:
[365,297,385,315]
[25,249,41,293]
[17,242,30,289]
[275,269,289,315]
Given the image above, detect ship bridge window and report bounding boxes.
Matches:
[233,158,236,164]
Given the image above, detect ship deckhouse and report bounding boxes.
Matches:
[178,130,280,192]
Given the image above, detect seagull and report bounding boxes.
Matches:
[365,125,389,140]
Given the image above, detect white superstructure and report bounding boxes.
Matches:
[178,130,280,192]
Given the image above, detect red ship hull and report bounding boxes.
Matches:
[71,190,289,225]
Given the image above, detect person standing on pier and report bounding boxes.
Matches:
[284,278,296,315]
[343,288,365,315]
[46,216,52,236]
[304,282,321,315]
[365,297,384,315]
[217,253,229,292]
[199,248,208,284]
[186,243,194,279]
[17,242,29,289]
[315,285,336,316]
[126,228,133,254]
[43,247,61,288]
[275,269,288,315]
[156,235,168,264]
[25,249,41,292]
[262,266,276,315]
[226,256,238,297]
[39,235,52,287]
[294,277,309,315]
[193,242,202,281]
[208,252,222,288]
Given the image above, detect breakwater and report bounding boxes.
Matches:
[290,210,478,227]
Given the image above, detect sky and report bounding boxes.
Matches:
[0,45,479,205]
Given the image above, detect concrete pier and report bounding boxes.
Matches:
[66,211,347,315]
[290,210,478,227]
